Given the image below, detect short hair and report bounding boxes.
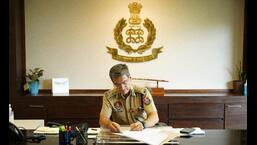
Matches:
[109,64,130,80]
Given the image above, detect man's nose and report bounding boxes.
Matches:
[118,84,126,89]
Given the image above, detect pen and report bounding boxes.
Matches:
[75,126,87,143]
[91,128,97,131]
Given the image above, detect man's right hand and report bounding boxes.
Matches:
[108,121,121,133]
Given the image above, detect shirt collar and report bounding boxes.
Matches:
[119,86,135,99]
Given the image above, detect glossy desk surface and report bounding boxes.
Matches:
[10,129,246,145]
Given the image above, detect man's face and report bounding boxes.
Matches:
[112,75,131,95]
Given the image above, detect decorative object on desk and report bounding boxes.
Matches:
[23,67,44,96]
[52,78,69,95]
[132,78,168,96]
[59,125,74,145]
[232,61,246,95]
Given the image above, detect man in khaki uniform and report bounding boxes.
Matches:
[99,64,159,133]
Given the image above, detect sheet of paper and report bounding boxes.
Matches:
[99,126,130,133]
[14,119,44,130]
[88,135,97,139]
[33,127,59,134]
[115,126,181,145]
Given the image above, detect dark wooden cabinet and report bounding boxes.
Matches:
[225,103,247,129]
[11,94,247,129]
[47,97,102,127]
[155,104,169,124]
[13,98,47,119]
[168,103,224,129]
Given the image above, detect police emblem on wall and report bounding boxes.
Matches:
[106,2,163,62]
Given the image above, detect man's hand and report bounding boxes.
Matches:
[99,115,121,133]
[108,121,121,133]
[130,121,144,131]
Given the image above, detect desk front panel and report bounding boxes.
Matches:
[9,130,246,145]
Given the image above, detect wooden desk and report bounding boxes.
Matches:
[9,129,246,145]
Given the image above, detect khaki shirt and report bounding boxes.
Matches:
[100,85,157,125]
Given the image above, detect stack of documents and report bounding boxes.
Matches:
[97,126,181,145]
[96,126,205,145]
[116,126,181,145]
[88,128,100,139]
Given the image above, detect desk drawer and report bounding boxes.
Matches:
[14,103,47,119]
[48,104,101,119]
[48,97,102,119]
[169,118,224,129]
[46,118,99,127]
[225,103,247,129]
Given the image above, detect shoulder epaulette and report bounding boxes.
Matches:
[105,88,118,99]
[133,86,146,95]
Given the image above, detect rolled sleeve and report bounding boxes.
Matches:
[100,93,112,118]
[143,88,157,113]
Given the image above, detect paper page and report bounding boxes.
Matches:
[33,127,59,134]
[14,119,44,130]
[115,126,181,145]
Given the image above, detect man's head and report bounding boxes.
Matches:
[109,64,131,95]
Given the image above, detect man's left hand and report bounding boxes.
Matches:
[130,121,144,131]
